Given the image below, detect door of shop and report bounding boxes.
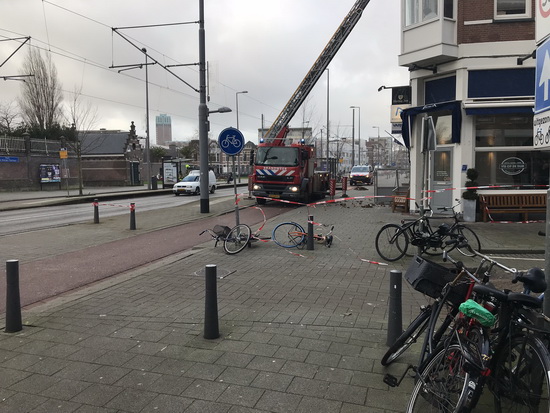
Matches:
[430,147,453,209]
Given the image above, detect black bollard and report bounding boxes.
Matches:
[386,270,403,346]
[204,264,220,339]
[5,260,22,333]
[93,199,99,224]
[307,215,314,250]
[130,203,136,230]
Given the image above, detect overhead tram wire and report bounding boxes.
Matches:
[6,2,269,129]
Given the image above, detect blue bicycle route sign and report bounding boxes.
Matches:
[218,127,244,156]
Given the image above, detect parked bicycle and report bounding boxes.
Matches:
[200,224,251,255]
[405,250,549,412]
[375,201,481,262]
[381,240,483,369]
[271,220,334,248]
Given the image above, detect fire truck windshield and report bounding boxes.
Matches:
[256,147,299,166]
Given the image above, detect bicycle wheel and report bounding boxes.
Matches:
[272,222,306,248]
[381,306,431,366]
[407,343,472,413]
[375,224,409,261]
[490,335,550,413]
[223,224,251,254]
[450,225,481,257]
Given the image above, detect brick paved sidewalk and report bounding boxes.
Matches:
[0,196,545,412]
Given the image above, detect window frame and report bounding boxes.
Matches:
[404,0,439,27]
[494,0,531,21]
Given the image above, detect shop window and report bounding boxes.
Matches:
[475,151,550,187]
[495,0,531,20]
[474,113,549,187]
[475,114,532,147]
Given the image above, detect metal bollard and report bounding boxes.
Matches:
[342,176,348,197]
[329,178,336,200]
[93,199,99,224]
[307,215,314,250]
[5,260,22,333]
[386,270,403,346]
[204,264,220,339]
[130,203,136,230]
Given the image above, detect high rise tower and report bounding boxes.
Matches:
[155,114,172,145]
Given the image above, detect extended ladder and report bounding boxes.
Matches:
[264,0,371,144]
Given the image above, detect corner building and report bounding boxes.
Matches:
[399,0,549,212]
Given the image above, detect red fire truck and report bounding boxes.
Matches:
[250,0,371,205]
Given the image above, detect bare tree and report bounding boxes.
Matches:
[64,86,99,195]
[0,101,21,135]
[18,48,63,137]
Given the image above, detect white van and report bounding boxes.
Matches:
[172,170,216,195]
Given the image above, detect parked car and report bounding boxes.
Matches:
[173,170,216,195]
[349,165,373,185]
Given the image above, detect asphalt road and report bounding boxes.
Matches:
[0,197,291,312]
[0,188,237,236]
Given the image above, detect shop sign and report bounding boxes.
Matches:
[500,157,525,175]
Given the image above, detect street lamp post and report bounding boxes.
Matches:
[198,0,232,213]
[326,68,330,175]
[373,126,380,166]
[350,106,355,167]
[143,48,152,190]
[350,106,360,164]
[236,90,248,183]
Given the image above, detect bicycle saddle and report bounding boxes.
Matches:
[513,267,547,294]
[437,223,451,235]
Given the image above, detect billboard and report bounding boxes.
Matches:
[39,164,61,183]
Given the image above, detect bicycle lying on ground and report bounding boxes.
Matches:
[375,200,481,262]
[271,220,334,248]
[200,224,252,255]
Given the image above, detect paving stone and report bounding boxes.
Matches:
[182,379,228,401]
[40,378,91,401]
[255,390,302,413]
[105,388,157,412]
[217,384,265,407]
[8,373,58,394]
[140,393,194,412]
[215,352,255,368]
[250,371,293,392]
[29,398,81,413]
[295,396,342,413]
[279,360,319,379]
[0,392,48,413]
[71,383,123,406]
[218,367,259,386]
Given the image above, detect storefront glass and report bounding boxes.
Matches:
[475,114,550,187]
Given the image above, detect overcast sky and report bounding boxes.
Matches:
[0,0,409,146]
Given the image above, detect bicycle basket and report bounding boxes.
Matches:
[213,225,231,238]
[405,255,469,306]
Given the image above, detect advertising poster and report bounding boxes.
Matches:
[39,164,61,183]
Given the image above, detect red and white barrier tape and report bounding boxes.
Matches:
[92,201,134,209]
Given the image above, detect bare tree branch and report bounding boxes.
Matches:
[18,48,63,136]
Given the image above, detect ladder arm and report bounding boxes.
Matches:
[264,0,371,144]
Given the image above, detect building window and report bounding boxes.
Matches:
[443,0,454,18]
[495,0,531,19]
[405,0,438,26]
[475,114,549,187]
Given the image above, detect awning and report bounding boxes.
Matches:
[400,100,462,149]
[464,105,533,115]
